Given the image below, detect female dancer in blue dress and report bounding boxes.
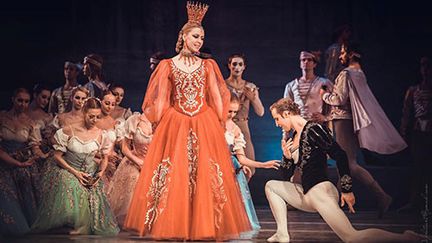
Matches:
[225,94,279,237]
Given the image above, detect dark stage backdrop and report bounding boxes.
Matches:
[2,0,431,207]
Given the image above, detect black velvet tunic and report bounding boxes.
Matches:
[281,121,353,194]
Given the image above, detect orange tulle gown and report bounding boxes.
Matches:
[124,58,251,240]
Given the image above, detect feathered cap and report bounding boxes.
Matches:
[186,1,209,25]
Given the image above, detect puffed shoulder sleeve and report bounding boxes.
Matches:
[114,119,126,142]
[125,112,152,140]
[53,129,69,152]
[308,123,352,193]
[114,117,126,142]
[205,59,230,122]
[141,59,172,124]
[233,125,247,151]
[50,115,61,129]
[124,108,133,120]
[123,112,141,139]
[28,121,42,146]
[100,131,114,155]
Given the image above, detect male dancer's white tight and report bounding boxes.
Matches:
[265,180,418,242]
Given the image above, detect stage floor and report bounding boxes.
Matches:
[3,208,426,243]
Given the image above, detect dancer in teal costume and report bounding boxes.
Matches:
[225,94,279,237]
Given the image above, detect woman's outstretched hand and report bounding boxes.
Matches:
[262,160,281,170]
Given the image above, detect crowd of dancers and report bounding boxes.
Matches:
[1,1,431,242]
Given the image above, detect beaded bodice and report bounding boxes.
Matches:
[170,61,207,116]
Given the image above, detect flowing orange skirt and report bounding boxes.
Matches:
[124,107,251,240]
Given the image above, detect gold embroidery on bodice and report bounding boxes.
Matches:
[171,61,206,116]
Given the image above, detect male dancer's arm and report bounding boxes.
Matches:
[320,78,334,118]
[322,71,350,106]
[309,124,356,212]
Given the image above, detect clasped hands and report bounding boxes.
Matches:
[73,170,103,188]
[17,157,36,167]
[243,86,257,101]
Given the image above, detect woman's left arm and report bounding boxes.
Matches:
[208,73,224,120]
[207,59,230,122]
[98,132,114,177]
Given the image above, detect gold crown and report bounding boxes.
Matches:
[186,1,209,25]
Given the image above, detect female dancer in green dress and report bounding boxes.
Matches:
[31,97,119,235]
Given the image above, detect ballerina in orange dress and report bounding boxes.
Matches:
[124,1,251,241]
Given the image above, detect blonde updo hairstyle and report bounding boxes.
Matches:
[71,86,90,99]
[175,22,204,53]
[83,97,102,113]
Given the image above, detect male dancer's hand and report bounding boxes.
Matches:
[341,192,356,213]
[281,138,293,159]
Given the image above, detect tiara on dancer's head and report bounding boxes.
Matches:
[186,1,209,25]
[84,96,101,104]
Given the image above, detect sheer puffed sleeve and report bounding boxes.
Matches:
[141,59,172,124]
[205,59,230,122]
